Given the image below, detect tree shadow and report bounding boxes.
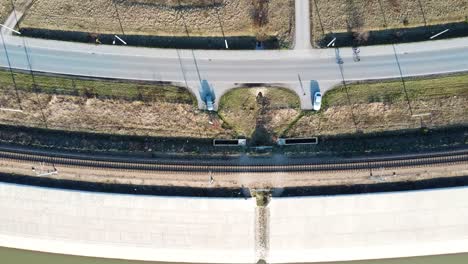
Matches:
[250,92,273,146]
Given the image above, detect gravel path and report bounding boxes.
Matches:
[0,158,466,190]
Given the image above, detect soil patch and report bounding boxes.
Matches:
[280,174,468,197]
[0,172,244,197]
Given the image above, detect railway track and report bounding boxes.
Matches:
[0,147,467,173]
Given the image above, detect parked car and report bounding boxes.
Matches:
[313,92,322,111]
[205,95,214,111]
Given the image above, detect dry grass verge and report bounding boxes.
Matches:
[311,0,468,44]
[130,0,222,7]
[0,0,11,23]
[286,74,468,137]
[21,0,294,47]
[0,70,232,138]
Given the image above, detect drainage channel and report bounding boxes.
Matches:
[253,189,271,263]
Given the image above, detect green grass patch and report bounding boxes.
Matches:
[323,74,468,108]
[0,70,195,104]
[218,87,300,138]
[218,88,259,137]
[266,87,301,108]
[219,88,259,113]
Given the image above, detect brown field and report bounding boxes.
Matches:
[286,74,468,137]
[0,0,11,23]
[21,0,294,43]
[288,97,468,137]
[0,91,233,138]
[131,0,222,6]
[0,70,233,139]
[311,0,468,41]
[1,70,465,142]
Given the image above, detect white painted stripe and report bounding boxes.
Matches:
[430,29,450,39]
[0,24,21,35]
[114,35,127,45]
[0,108,23,113]
[327,37,337,47]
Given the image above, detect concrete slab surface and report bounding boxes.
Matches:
[2,182,468,263]
[0,183,256,263]
[268,187,468,263]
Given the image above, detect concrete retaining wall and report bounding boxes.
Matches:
[0,183,256,263]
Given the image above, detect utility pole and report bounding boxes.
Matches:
[377,0,388,28]
[335,48,359,132]
[392,44,414,117]
[297,74,306,96]
[9,0,48,127]
[112,1,126,37]
[312,0,325,36]
[213,0,228,49]
[416,0,428,27]
[0,26,22,109]
[378,1,415,121]
[177,1,203,84]
[111,0,129,46]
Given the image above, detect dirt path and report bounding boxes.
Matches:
[1,157,466,190]
[1,0,33,32]
[255,205,270,261]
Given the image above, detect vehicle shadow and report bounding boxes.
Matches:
[310,80,321,96]
[199,80,216,109]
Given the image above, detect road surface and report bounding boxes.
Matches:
[294,0,312,50]
[0,0,467,109]
[1,35,466,109]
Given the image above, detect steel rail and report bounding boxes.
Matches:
[0,148,466,173]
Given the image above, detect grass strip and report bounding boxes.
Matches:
[323,74,468,108]
[0,70,195,104]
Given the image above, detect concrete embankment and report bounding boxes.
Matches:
[268,187,468,263]
[0,183,257,263]
[1,182,468,263]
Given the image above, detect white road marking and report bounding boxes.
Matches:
[0,23,21,35]
[430,29,450,39]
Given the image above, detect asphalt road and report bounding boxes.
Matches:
[0,0,467,109]
[294,0,312,50]
[1,36,467,109]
